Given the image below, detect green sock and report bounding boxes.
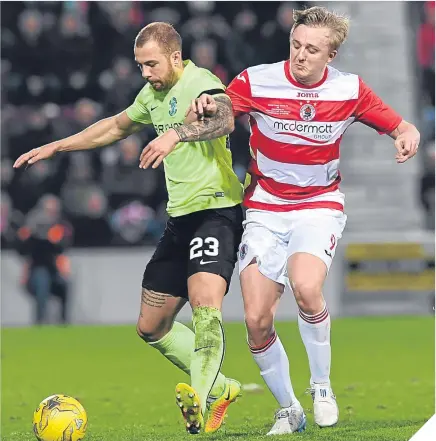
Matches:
[148,321,226,397]
[190,307,226,413]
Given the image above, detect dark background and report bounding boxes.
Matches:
[1,1,434,248]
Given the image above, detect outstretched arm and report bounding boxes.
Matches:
[354,78,420,164]
[139,94,235,169]
[13,111,145,168]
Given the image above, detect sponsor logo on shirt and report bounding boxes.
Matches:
[297,91,319,99]
[154,122,182,135]
[273,120,333,141]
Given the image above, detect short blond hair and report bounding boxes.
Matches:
[135,22,182,55]
[291,6,350,50]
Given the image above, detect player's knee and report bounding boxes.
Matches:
[188,273,226,309]
[190,291,220,309]
[291,279,324,314]
[136,318,169,343]
[245,310,274,345]
[136,320,154,342]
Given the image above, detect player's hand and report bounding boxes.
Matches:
[139,129,180,169]
[394,130,420,163]
[13,142,60,169]
[185,94,218,122]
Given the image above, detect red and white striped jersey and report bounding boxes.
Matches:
[226,60,402,212]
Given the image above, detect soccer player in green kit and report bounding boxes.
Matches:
[14,22,243,435]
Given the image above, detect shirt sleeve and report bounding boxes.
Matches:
[354,77,402,135]
[126,87,152,125]
[191,69,226,98]
[226,70,253,117]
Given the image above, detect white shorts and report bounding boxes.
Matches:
[238,208,347,285]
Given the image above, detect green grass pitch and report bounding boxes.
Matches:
[2,316,434,440]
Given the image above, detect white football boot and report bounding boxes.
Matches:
[309,382,339,427]
[267,401,306,435]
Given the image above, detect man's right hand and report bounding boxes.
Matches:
[184,94,218,123]
[13,142,60,168]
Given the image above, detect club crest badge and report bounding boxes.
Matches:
[169,97,177,116]
[300,103,316,121]
[239,243,248,260]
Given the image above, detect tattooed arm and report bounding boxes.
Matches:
[139,94,235,169]
[173,94,235,142]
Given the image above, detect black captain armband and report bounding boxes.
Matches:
[197,89,226,98]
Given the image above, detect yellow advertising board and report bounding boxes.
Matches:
[345,243,435,292]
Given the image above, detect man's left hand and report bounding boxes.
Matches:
[394,131,420,163]
[139,129,180,169]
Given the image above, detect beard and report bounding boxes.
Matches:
[150,65,178,92]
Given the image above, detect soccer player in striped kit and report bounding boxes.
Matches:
[189,6,420,435]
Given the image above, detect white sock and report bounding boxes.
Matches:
[249,330,298,408]
[298,304,331,384]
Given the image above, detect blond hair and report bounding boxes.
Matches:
[291,6,350,50]
[135,22,182,55]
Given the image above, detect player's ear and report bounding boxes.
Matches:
[171,51,182,67]
[327,49,337,64]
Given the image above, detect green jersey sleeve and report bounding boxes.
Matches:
[126,85,152,125]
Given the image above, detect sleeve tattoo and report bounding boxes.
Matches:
[173,95,234,142]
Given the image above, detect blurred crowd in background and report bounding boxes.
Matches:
[1,1,435,251]
[415,1,435,230]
